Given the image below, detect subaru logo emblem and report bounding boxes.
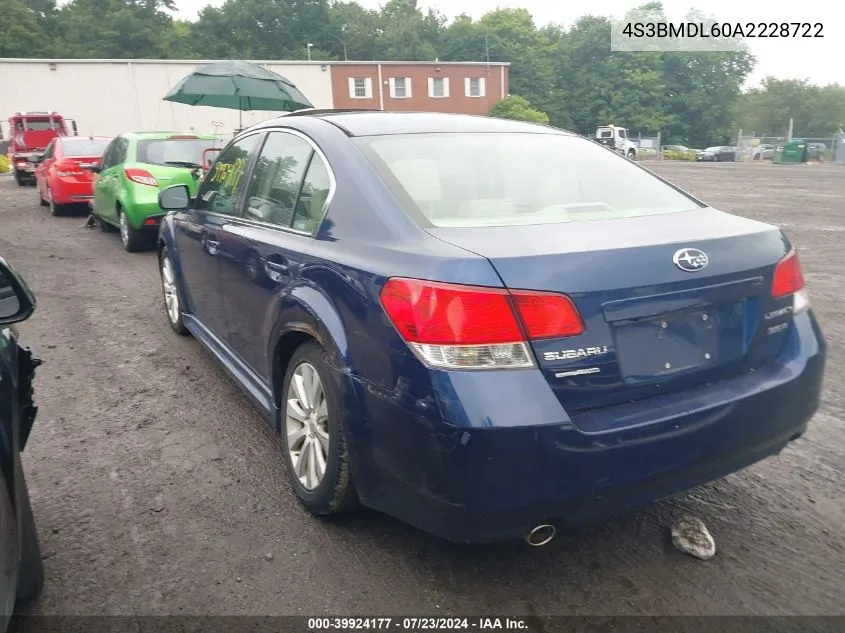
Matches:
[673,248,708,272]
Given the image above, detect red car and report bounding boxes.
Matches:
[33,136,112,216]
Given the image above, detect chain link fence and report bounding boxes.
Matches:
[633,133,661,160]
[733,131,839,162]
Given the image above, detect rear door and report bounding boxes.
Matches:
[217,129,329,381]
[173,132,262,340]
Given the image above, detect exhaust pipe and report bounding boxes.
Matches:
[523,524,556,547]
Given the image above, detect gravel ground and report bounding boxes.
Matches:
[0,162,843,619]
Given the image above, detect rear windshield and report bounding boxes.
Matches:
[63,139,110,158]
[354,132,701,228]
[137,138,221,167]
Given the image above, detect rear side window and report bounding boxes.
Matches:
[354,132,701,228]
[244,131,317,230]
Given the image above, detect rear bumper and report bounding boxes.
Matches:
[51,178,94,205]
[345,311,826,543]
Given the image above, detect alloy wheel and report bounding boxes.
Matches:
[285,362,330,491]
[161,255,180,325]
[120,213,129,247]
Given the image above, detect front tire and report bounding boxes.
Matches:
[160,248,189,336]
[16,469,44,602]
[38,185,48,207]
[627,149,636,160]
[118,208,144,252]
[280,342,358,516]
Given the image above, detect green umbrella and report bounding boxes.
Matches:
[163,60,314,129]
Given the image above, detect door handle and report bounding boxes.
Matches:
[264,259,289,274]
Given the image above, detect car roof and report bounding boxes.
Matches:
[61,135,112,141]
[122,131,218,140]
[254,111,573,137]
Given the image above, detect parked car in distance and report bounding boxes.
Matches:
[806,142,827,161]
[696,146,737,162]
[752,144,776,161]
[88,132,222,252]
[156,111,826,545]
[0,258,45,625]
[33,136,112,216]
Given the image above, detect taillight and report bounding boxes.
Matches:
[772,248,809,314]
[125,168,158,187]
[379,278,584,370]
[55,160,81,177]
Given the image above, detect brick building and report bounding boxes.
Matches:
[0,59,511,138]
[330,61,509,115]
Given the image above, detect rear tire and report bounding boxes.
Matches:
[16,470,44,602]
[14,170,25,187]
[280,342,358,516]
[160,248,189,336]
[118,208,144,252]
[47,189,64,217]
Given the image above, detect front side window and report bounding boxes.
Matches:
[354,132,701,228]
[112,137,129,165]
[100,138,120,168]
[196,134,260,216]
[244,132,313,228]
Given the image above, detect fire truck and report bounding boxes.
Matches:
[3,112,78,186]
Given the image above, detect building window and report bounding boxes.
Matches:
[348,77,372,99]
[428,77,450,98]
[465,77,486,98]
[390,77,411,99]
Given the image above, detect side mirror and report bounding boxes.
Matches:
[0,257,36,326]
[159,184,191,211]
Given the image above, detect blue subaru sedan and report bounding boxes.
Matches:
[156,111,826,545]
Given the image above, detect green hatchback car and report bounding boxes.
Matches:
[89,132,222,251]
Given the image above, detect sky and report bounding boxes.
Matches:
[172,0,843,89]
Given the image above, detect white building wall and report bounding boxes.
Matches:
[0,59,334,139]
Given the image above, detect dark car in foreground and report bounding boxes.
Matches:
[0,258,44,625]
[155,111,826,545]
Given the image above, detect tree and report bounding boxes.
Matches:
[0,0,51,56]
[489,95,549,125]
[54,0,182,58]
[372,0,442,61]
[735,78,845,139]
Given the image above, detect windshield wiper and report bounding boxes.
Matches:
[164,161,202,169]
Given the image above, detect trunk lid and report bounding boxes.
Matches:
[427,207,793,416]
